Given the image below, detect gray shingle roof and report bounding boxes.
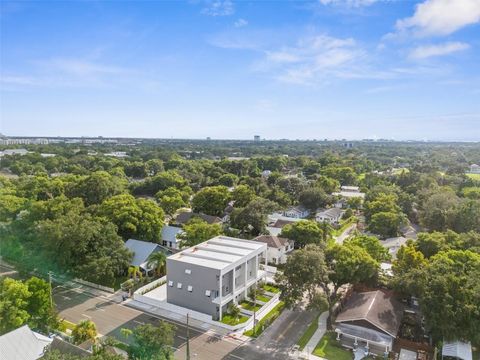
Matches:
[253,235,290,249]
[0,325,52,360]
[335,290,404,337]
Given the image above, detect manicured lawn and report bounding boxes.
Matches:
[466,173,480,180]
[262,283,280,293]
[244,301,285,338]
[297,313,320,350]
[221,314,249,326]
[256,294,271,303]
[240,300,261,312]
[313,332,352,360]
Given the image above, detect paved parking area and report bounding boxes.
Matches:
[53,284,244,359]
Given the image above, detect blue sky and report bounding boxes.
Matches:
[1,0,479,140]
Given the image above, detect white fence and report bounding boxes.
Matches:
[134,276,167,296]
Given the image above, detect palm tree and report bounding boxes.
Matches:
[72,320,97,345]
[228,303,241,322]
[147,251,167,277]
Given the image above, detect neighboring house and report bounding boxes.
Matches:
[221,203,235,223]
[316,208,343,224]
[174,211,222,226]
[442,341,473,360]
[283,206,310,219]
[104,151,128,158]
[161,225,184,250]
[334,290,404,356]
[266,226,282,237]
[469,164,480,174]
[166,236,267,320]
[382,236,408,259]
[0,325,52,360]
[253,235,294,265]
[125,239,172,273]
[332,185,365,200]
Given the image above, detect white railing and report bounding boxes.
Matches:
[134,276,167,295]
[73,278,115,293]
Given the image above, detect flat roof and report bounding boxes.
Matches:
[168,236,266,270]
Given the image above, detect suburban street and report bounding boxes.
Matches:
[227,304,316,360]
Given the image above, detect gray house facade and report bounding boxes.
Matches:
[166,236,267,320]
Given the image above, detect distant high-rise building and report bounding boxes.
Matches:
[254,135,261,141]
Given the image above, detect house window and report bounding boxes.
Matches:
[187,285,193,292]
[168,281,173,287]
[185,269,191,274]
[205,290,211,297]
[177,283,182,289]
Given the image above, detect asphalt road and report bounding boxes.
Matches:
[53,285,242,359]
[227,305,317,360]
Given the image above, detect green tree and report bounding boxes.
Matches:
[345,235,391,262]
[99,194,164,241]
[217,173,239,187]
[192,186,231,216]
[280,220,324,248]
[229,198,277,235]
[180,218,223,247]
[228,303,241,322]
[231,185,256,207]
[368,211,404,238]
[72,320,97,344]
[68,171,126,205]
[37,213,132,284]
[25,277,56,331]
[0,277,31,334]
[147,251,167,277]
[419,250,480,344]
[391,243,427,295]
[0,194,27,221]
[298,187,328,212]
[129,322,176,360]
[419,189,460,231]
[316,176,340,193]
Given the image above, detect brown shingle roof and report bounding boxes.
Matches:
[253,235,290,249]
[335,290,404,337]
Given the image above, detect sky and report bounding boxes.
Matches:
[1,0,479,141]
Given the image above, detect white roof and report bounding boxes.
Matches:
[0,325,52,360]
[332,191,365,198]
[442,341,472,360]
[168,236,266,270]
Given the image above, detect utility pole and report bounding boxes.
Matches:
[48,271,53,309]
[186,313,190,360]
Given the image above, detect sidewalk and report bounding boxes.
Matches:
[299,311,328,360]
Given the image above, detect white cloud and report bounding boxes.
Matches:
[234,18,248,28]
[201,0,234,16]
[260,35,366,84]
[319,0,379,7]
[409,42,470,59]
[396,0,480,36]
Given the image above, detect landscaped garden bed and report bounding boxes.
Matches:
[220,314,249,326]
[261,283,280,293]
[244,301,285,338]
[240,300,261,312]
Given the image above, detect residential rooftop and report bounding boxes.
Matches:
[168,236,266,270]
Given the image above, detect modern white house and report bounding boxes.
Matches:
[160,225,184,250]
[316,208,344,224]
[166,236,267,320]
[253,235,294,265]
[283,206,310,219]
